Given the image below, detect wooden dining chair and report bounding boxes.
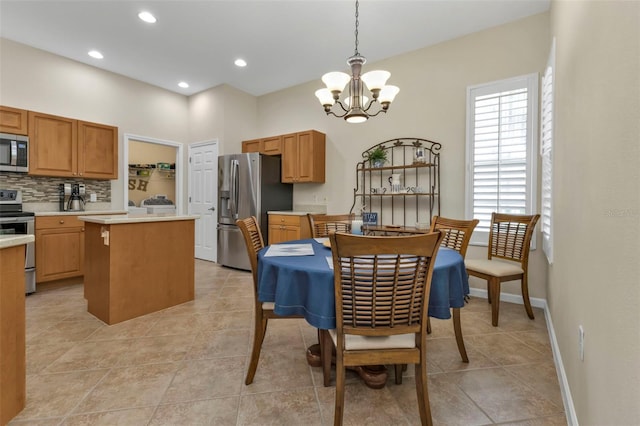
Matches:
[465,213,540,326]
[323,231,444,426]
[307,213,354,237]
[236,216,302,385]
[426,216,479,362]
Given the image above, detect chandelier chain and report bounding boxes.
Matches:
[354,0,359,56]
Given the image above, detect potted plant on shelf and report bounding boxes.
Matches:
[369,147,388,168]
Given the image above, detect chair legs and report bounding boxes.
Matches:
[521,275,535,320]
[320,329,333,387]
[245,309,268,385]
[426,312,468,363]
[489,278,501,326]
[414,358,434,426]
[452,308,469,363]
[334,356,346,426]
[486,276,535,327]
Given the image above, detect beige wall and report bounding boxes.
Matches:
[256,13,551,300]
[549,1,640,424]
[0,38,190,208]
[188,83,258,155]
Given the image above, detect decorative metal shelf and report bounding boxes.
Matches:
[351,138,441,227]
[355,192,438,197]
[361,162,436,172]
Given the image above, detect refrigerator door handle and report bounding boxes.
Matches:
[230,159,239,219]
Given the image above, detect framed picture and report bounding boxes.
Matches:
[363,212,378,225]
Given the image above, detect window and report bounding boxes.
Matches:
[540,40,555,263]
[465,74,538,245]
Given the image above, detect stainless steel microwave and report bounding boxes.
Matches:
[0,132,28,172]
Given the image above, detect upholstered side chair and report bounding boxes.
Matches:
[323,231,444,426]
[236,216,302,385]
[465,213,540,326]
[427,215,479,362]
[307,213,354,238]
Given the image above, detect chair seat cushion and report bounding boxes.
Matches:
[465,258,523,277]
[262,301,275,310]
[328,329,416,350]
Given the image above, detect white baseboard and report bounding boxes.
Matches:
[467,287,546,308]
[467,289,578,425]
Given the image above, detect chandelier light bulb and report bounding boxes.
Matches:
[315,89,335,106]
[322,72,351,93]
[379,85,400,104]
[361,70,390,92]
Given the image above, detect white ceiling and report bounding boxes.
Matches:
[0,0,550,97]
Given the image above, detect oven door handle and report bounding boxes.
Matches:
[0,217,21,224]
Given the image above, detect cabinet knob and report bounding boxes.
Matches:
[59,220,65,224]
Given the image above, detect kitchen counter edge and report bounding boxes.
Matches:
[78,214,199,225]
[0,234,35,249]
[268,211,317,216]
[34,210,128,216]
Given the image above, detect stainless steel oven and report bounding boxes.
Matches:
[0,189,36,294]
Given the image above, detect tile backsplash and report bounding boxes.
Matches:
[0,172,111,203]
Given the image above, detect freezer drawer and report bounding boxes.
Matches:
[217,224,251,271]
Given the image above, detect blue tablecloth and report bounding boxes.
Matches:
[257,239,469,330]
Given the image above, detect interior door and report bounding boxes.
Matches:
[189,141,218,262]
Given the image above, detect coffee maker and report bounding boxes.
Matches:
[59,183,85,211]
[59,183,71,211]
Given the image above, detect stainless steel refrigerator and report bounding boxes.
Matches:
[217,153,293,270]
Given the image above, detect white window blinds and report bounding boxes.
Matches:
[466,74,538,244]
[540,41,555,263]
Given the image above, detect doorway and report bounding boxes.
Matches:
[122,133,183,214]
[188,141,219,262]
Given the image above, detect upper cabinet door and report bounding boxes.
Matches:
[261,136,282,155]
[296,131,325,183]
[241,139,262,153]
[78,120,118,179]
[0,106,28,135]
[281,133,299,182]
[28,111,78,177]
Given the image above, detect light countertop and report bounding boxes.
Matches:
[78,214,199,225]
[268,211,316,216]
[34,210,128,216]
[0,234,35,249]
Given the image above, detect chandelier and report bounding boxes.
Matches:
[315,0,399,124]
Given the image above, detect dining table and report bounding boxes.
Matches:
[257,237,470,387]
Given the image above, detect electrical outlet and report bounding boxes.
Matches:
[578,325,584,361]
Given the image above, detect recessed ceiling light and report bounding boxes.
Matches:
[178,82,189,88]
[138,11,157,23]
[234,59,247,67]
[88,50,103,59]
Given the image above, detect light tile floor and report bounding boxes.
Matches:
[10,260,567,425]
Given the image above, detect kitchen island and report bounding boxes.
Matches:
[78,214,198,325]
[0,235,34,425]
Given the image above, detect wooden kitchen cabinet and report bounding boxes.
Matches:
[0,105,28,134]
[268,213,311,244]
[28,111,118,179]
[241,135,282,155]
[35,216,85,283]
[78,120,118,179]
[261,135,282,155]
[242,139,262,153]
[281,130,325,183]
